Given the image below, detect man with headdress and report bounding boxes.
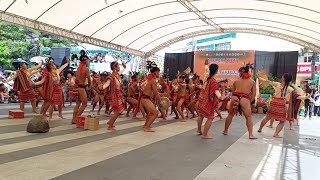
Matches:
[5,60,42,113]
[71,50,91,124]
[222,63,257,139]
[140,67,162,132]
[103,61,126,130]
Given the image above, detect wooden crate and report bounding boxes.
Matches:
[9,110,24,119]
[84,117,99,131]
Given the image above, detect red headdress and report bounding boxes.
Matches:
[77,59,88,78]
[239,63,254,79]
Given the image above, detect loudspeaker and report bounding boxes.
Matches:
[51,47,70,67]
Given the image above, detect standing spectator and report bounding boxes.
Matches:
[313,91,320,116]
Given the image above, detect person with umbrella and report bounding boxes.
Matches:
[4,60,42,113]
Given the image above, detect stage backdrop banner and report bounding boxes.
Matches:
[194,50,255,84]
[164,52,194,80]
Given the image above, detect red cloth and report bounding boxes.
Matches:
[197,77,220,118]
[13,70,31,93]
[18,87,35,102]
[51,83,63,105]
[106,74,124,113]
[267,97,287,122]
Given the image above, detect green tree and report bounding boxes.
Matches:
[0,22,80,69]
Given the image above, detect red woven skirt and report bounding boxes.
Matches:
[18,87,35,102]
[69,86,75,99]
[108,89,124,113]
[51,83,63,105]
[267,97,287,122]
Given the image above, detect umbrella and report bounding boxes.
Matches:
[12,59,29,69]
[29,56,46,63]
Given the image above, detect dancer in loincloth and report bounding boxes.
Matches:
[5,61,42,113]
[90,71,100,112]
[197,64,225,139]
[103,61,126,130]
[223,63,257,139]
[140,67,162,132]
[71,50,91,124]
[176,76,187,121]
[96,72,108,115]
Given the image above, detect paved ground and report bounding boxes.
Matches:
[0,103,319,180]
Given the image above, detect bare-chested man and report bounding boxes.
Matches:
[103,61,126,130]
[126,74,146,119]
[140,67,162,132]
[72,51,91,124]
[223,64,257,139]
[91,72,100,112]
[176,75,187,121]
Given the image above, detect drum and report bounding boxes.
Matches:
[158,97,170,110]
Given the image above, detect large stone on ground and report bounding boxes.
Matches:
[26,115,50,133]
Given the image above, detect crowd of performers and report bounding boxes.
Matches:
[3,50,310,139]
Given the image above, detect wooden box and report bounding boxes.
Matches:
[84,117,99,131]
[9,110,24,119]
[76,116,86,128]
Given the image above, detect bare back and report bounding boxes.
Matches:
[233,78,256,99]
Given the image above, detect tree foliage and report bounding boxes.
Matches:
[0,22,79,69]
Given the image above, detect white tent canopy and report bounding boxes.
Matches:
[1,0,320,57]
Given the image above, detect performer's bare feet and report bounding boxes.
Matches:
[107,127,116,131]
[132,117,139,120]
[257,129,262,133]
[290,127,295,130]
[249,136,257,139]
[144,128,155,132]
[222,131,228,135]
[33,110,39,114]
[267,125,273,128]
[201,135,213,139]
[59,115,65,119]
[159,119,167,122]
[273,134,282,138]
[180,119,186,122]
[174,116,179,119]
[190,114,196,119]
[197,130,202,135]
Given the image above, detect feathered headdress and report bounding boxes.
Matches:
[239,63,254,79]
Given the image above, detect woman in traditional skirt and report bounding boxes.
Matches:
[35,59,70,120]
[66,73,76,106]
[258,74,295,137]
[197,64,225,139]
[5,61,42,112]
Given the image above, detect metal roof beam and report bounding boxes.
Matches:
[0,11,145,57]
[146,28,320,57]
[177,0,223,31]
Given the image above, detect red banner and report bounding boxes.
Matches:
[297,64,312,74]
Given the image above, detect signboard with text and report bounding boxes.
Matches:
[194,50,255,85]
[296,64,318,74]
